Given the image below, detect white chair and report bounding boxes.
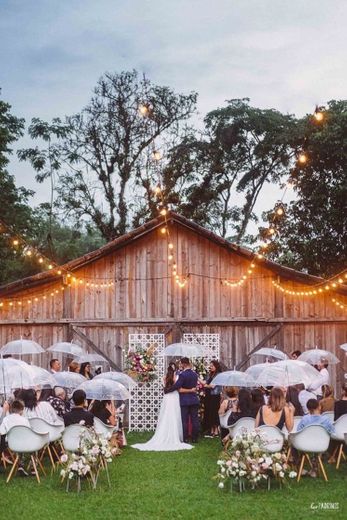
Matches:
[6,425,49,484]
[289,425,330,481]
[29,418,64,469]
[282,415,302,440]
[62,424,91,453]
[322,411,334,422]
[93,417,115,438]
[331,414,347,469]
[257,425,285,453]
[227,417,255,439]
[219,410,232,429]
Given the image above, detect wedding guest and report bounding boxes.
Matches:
[90,400,116,426]
[80,362,93,380]
[286,385,304,416]
[63,389,94,427]
[38,388,53,402]
[218,387,239,440]
[227,389,254,425]
[251,388,265,416]
[49,359,61,374]
[203,360,223,437]
[334,383,347,420]
[308,358,330,398]
[319,385,335,413]
[68,361,80,373]
[297,383,317,414]
[297,398,334,434]
[21,388,61,424]
[255,387,294,431]
[0,400,31,476]
[47,386,71,419]
[290,350,302,360]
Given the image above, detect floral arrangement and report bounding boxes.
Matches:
[215,430,296,492]
[60,425,118,492]
[125,343,157,383]
[192,357,208,398]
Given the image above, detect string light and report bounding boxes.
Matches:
[298,152,308,164]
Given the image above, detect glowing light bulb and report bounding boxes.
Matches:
[48,264,53,270]
[38,257,44,264]
[269,228,275,235]
[152,150,162,161]
[160,209,167,216]
[57,270,62,275]
[276,207,284,216]
[168,243,174,250]
[13,239,19,246]
[154,186,161,195]
[298,153,308,164]
[139,104,149,116]
[314,111,324,122]
[168,254,173,261]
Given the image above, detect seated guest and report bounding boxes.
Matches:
[286,385,304,416]
[0,400,30,435]
[297,398,334,434]
[49,359,61,374]
[68,361,80,373]
[297,383,317,414]
[90,400,116,426]
[228,388,254,425]
[218,386,239,440]
[319,385,335,413]
[63,389,94,427]
[21,388,61,424]
[80,362,93,380]
[255,387,294,431]
[47,386,71,419]
[334,383,347,420]
[251,388,265,417]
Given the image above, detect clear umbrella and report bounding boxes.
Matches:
[74,353,109,365]
[245,362,273,380]
[76,378,131,400]
[250,347,288,362]
[48,342,85,357]
[162,343,209,357]
[298,348,340,365]
[0,358,28,395]
[0,363,55,392]
[1,339,44,356]
[211,370,257,388]
[255,360,322,387]
[53,371,86,388]
[94,371,137,389]
[339,343,347,353]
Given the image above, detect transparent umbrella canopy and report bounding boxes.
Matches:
[211,370,257,388]
[298,348,340,365]
[48,342,85,357]
[53,371,86,389]
[255,360,322,387]
[245,362,273,380]
[94,371,137,389]
[0,362,55,392]
[77,378,131,401]
[250,347,288,362]
[0,339,44,356]
[339,343,347,353]
[74,353,109,365]
[162,343,209,357]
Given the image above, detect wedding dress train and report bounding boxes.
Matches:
[131,391,193,451]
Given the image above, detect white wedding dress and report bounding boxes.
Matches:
[131,390,193,451]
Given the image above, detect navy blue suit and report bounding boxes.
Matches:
[165,369,200,442]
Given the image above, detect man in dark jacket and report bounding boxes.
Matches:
[164,357,200,442]
[63,389,94,427]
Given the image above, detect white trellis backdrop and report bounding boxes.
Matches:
[183,333,220,365]
[128,333,166,432]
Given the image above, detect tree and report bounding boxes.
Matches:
[261,100,347,276]
[157,99,297,241]
[19,70,197,240]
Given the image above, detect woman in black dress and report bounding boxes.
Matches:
[203,360,223,437]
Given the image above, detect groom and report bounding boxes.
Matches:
[164,357,200,443]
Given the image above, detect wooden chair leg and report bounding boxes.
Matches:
[336,444,344,470]
[31,455,40,484]
[317,455,328,481]
[47,445,55,470]
[286,447,292,463]
[36,453,47,476]
[51,444,60,461]
[305,454,313,468]
[6,455,19,483]
[297,454,306,482]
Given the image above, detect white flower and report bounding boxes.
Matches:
[60,469,66,477]
[68,472,74,479]
[79,420,86,426]
[61,454,68,463]
[218,482,224,489]
[289,471,297,479]
[279,471,285,478]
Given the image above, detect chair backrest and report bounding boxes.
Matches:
[257,425,285,453]
[332,414,347,440]
[7,426,49,453]
[28,417,64,442]
[62,424,86,452]
[93,417,114,438]
[289,425,330,453]
[322,411,334,422]
[219,410,232,429]
[293,416,302,432]
[228,417,255,438]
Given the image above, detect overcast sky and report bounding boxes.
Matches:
[1,0,346,215]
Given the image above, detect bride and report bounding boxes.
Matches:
[131,365,194,451]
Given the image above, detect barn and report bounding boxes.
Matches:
[0,212,346,388]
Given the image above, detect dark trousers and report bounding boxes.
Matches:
[181,404,200,441]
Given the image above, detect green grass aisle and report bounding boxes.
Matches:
[1,433,346,520]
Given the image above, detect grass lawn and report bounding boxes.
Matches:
[1,432,346,520]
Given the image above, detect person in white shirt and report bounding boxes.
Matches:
[49,359,61,374]
[308,359,330,398]
[0,400,30,436]
[21,388,62,424]
[297,384,317,414]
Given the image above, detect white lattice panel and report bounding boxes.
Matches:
[128,334,165,432]
[183,333,220,365]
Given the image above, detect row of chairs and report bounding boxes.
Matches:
[220,412,347,482]
[2,417,116,483]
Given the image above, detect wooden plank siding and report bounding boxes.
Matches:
[0,219,346,387]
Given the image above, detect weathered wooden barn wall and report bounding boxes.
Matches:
[0,215,346,386]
